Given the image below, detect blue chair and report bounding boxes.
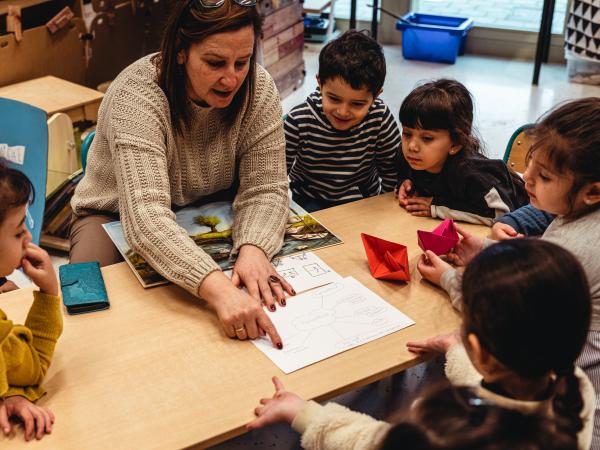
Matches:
[80,129,95,173]
[0,98,48,245]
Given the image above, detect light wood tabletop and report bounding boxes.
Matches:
[0,193,489,449]
[0,76,104,122]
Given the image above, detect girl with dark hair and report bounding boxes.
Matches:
[397,78,528,225]
[0,162,63,441]
[420,97,600,449]
[410,239,594,449]
[70,0,294,347]
[245,378,578,450]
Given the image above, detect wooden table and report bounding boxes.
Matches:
[0,193,488,449]
[0,75,103,123]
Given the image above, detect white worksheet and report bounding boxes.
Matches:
[252,276,415,373]
[272,252,342,293]
[223,252,342,294]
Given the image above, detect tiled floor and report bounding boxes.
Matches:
[7,42,600,449]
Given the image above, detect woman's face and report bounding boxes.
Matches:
[179,25,254,109]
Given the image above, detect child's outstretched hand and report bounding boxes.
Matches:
[490,222,523,241]
[246,377,306,430]
[417,250,452,286]
[446,225,484,267]
[21,243,58,297]
[397,179,413,207]
[0,396,55,441]
[406,330,460,355]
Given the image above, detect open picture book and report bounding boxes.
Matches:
[102,199,343,288]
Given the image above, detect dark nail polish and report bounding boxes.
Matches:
[276,342,283,349]
[270,304,276,312]
[281,299,286,306]
[291,289,296,296]
[269,275,280,283]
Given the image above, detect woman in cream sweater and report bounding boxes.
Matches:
[71,0,293,347]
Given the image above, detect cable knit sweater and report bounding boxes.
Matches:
[71,55,289,296]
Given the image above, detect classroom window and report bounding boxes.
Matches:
[334,0,376,21]
[412,0,568,34]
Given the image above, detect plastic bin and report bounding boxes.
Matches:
[396,13,474,64]
[566,50,600,85]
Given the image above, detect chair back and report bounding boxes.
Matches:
[0,98,48,245]
[503,124,534,174]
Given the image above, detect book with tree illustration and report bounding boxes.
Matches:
[102,200,342,288]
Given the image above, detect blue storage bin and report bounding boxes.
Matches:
[396,13,474,64]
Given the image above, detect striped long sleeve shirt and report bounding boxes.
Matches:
[285,90,401,204]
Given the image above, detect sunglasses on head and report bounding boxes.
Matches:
[191,0,256,8]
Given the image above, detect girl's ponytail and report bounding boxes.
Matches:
[553,365,585,438]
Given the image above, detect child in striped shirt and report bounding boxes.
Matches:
[284,30,401,212]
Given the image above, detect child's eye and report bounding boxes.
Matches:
[15,231,25,238]
[422,136,434,142]
[539,173,551,181]
[328,96,341,103]
[352,102,366,107]
[402,131,412,138]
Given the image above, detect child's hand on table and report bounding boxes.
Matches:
[0,396,55,441]
[405,196,433,217]
[446,225,485,267]
[247,377,306,430]
[490,222,523,241]
[397,179,413,207]
[417,251,452,286]
[21,243,58,297]
[406,330,460,355]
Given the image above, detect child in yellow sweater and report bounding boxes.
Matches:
[0,162,63,441]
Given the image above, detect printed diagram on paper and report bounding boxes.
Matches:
[253,277,415,373]
[273,252,342,293]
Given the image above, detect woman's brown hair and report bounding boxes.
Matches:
[154,0,262,135]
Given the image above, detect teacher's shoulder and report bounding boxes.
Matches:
[102,53,170,116]
[253,63,281,108]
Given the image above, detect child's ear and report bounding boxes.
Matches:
[582,181,600,206]
[467,333,504,378]
[177,49,186,65]
[376,88,383,97]
[449,144,462,155]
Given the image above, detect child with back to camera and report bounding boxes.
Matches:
[409,239,594,450]
[397,79,528,225]
[0,162,63,441]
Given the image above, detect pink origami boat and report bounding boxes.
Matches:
[417,219,459,255]
[361,233,410,281]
